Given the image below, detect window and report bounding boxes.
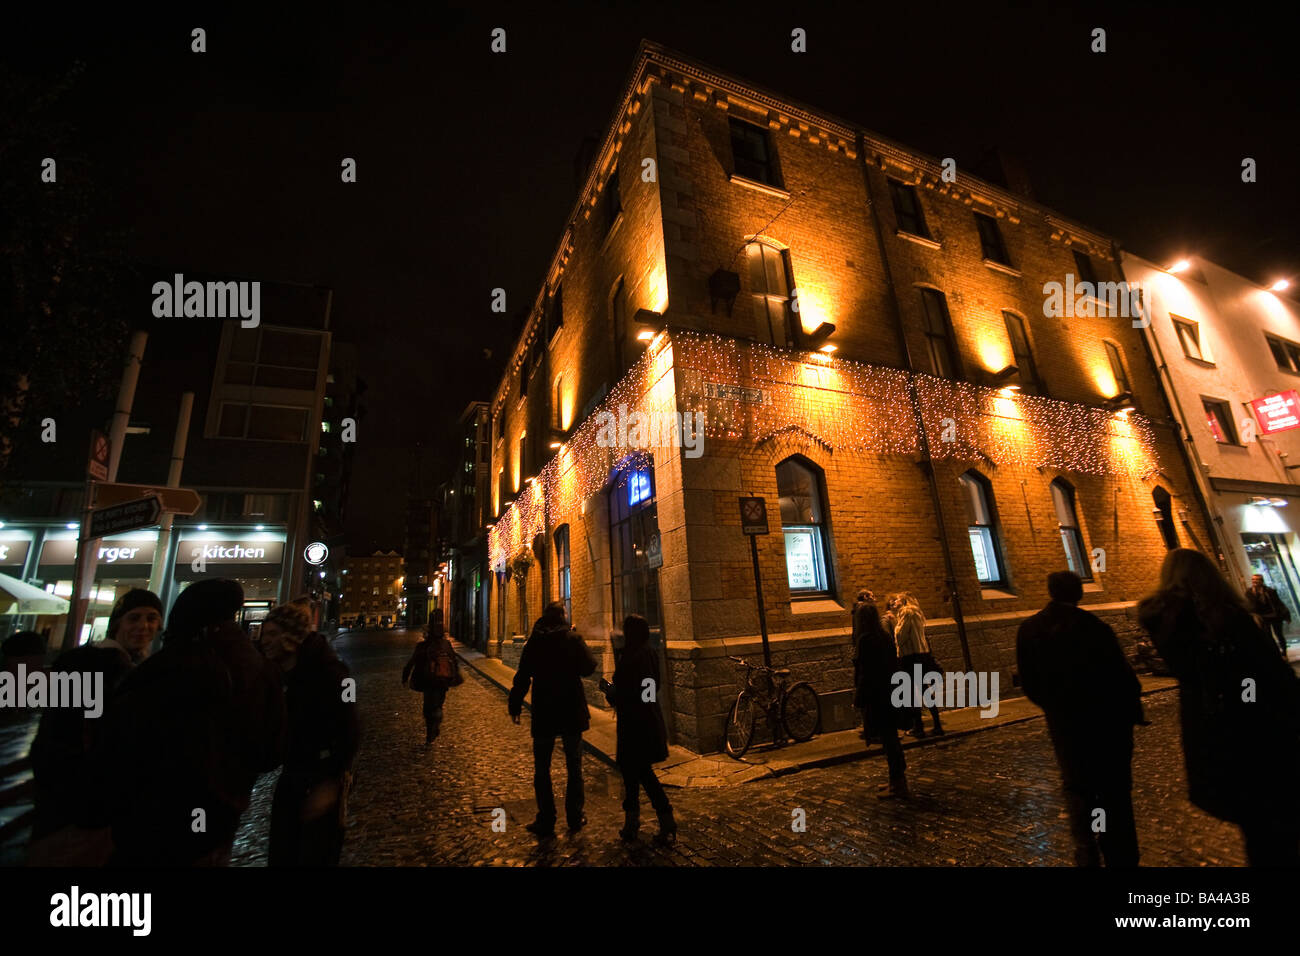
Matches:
[224,327,323,391]
[1173,317,1208,362]
[746,242,794,347]
[975,213,1011,266]
[546,285,564,343]
[217,403,309,442]
[1050,479,1092,580]
[1203,397,1239,444]
[518,433,528,487]
[958,471,1008,587]
[1073,250,1100,288]
[1152,486,1179,550]
[611,277,631,375]
[919,289,961,379]
[1003,312,1042,395]
[776,457,834,596]
[609,463,661,629]
[1265,333,1300,373]
[729,118,780,187]
[889,180,929,238]
[552,374,564,431]
[1104,341,1132,395]
[602,166,622,234]
[554,524,572,622]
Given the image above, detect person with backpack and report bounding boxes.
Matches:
[403,617,462,747]
[104,579,286,866]
[600,614,675,844]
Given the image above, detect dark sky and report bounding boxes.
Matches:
[8,2,1299,551]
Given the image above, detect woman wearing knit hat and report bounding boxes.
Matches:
[263,598,359,866]
[28,588,162,865]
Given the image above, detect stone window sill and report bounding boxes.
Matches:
[897,230,941,250]
[980,588,1018,601]
[789,598,845,615]
[1082,581,1104,593]
[984,259,1021,278]
[728,173,791,200]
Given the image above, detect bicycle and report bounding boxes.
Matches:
[723,655,821,758]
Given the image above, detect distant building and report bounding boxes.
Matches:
[339,549,403,625]
[402,498,436,628]
[443,401,492,651]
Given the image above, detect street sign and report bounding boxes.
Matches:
[92,482,201,516]
[645,532,663,569]
[89,496,161,538]
[739,496,769,535]
[1250,390,1300,435]
[87,430,110,482]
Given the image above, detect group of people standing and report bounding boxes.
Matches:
[27,579,359,867]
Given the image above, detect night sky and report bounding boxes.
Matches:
[7,3,1298,552]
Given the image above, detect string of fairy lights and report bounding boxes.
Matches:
[487,329,1160,572]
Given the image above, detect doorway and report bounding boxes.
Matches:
[1241,532,1300,641]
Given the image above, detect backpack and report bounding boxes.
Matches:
[430,638,463,688]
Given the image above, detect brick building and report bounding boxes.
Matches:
[484,41,1214,753]
[340,549,403,625]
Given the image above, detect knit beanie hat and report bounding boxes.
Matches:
[265,599,313,645]
[166,578,245,643]
[107,588,163,641]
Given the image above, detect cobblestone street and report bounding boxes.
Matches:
[231,628,1248,867]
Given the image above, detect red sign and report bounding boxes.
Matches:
[87,430,110,481]
[1251,391,1300,435]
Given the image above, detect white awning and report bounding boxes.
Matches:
[0,572,71,615]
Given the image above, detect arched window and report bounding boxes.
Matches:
[554,524,572,623]
[958,470,1008,587]
[1152,486,1179,550]
[776,456,834,596]
[746,241,794,348]
[1051,479,1092,580]
[609,461,661,629]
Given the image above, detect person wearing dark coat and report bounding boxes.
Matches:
[262,598,359,866]
[27,589,162,866]
[1017,571,1143,867]
[854,593,909,799]
[403,617,456,746]
[508,600,598,836]
[105,578,287,866]
[1138,549,1300,867]
[1246,573,1292,656]
[601,614,675,843]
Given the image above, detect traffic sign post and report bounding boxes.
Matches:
[89,496,162,538]
[739,497,772,667]
[92,482,200,515]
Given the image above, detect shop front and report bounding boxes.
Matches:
[1214,479,1300,647]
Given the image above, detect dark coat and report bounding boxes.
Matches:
[853,603,907,736]
[282,632,359,776]
[604,642,669,765]
[1017,602,1143,737]
[1139,593,1300,824]
[508,620,597,738]
[106,621,287,864]
[1245,584,1290,626]
[29,640,135,836]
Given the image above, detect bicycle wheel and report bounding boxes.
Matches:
[781,682,821,742]
[724,694,756,758]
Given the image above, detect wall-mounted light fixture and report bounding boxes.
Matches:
[633,308,664,341]
[803,322,837,353]
[1103,391,1136,415]
[708,269,741,316]
[990,364,1020,389]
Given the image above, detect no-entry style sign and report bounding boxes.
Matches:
[739,496,769,535]
[1251,391,1300,435]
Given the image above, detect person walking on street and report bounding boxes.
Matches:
[1017,571,1144,867]
[105,579,286,866]
[1246,573,1292,656]
[508,601,597,837]
[894,593,944,738]
[601,614,675,844]
[403,618,461,747]
[263,599,360,866]
[1138,549,1300,866]
[28,589,163,866]
[854,592,910,799]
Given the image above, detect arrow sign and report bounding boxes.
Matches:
[90,496,162,538]
[92,482,201,516]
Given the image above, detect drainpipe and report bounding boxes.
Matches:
[856,133,973,671]
[1115,244,1245,590]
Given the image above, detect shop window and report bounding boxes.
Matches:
[958,470,1008,588]
[1152,486,1179,550]
[609,462,661,629]
[1050,479,1092,580]
[919,289,961,379]
[729,118,781,188]
[975,212,1011,266]
[746,242,794,348]
[889,180,930,238]
[776,456,834,596]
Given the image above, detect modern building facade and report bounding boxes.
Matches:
[0,279,337,644]
[339,549,404,625]
[1122,252,1300,635]
[484,42,1215,753]
[402,497,437,628]
[444,401,492,651]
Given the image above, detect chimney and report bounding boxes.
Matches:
[971,147,1034,201]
